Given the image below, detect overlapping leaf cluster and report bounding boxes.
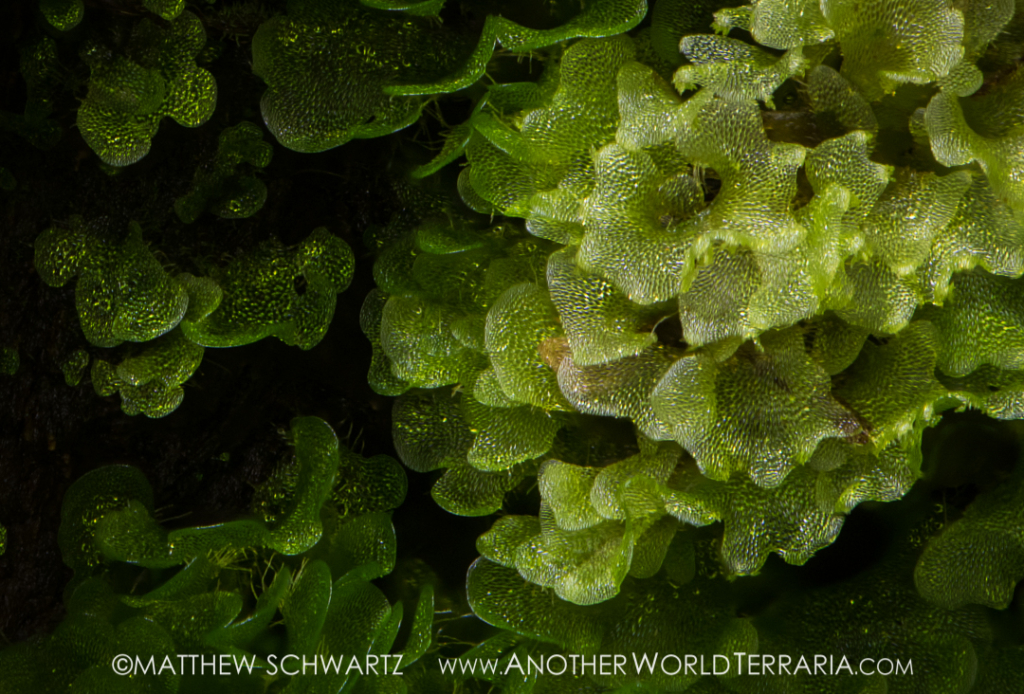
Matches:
[0,37,63,150]
[35,217,354,417]
[251,0,649,153]
[39,0,186,31]
[76,11,217,166]
[366,0,1024,608]
[8,1,1024,692]
[0,417,433,694]
[461,526,1024,694]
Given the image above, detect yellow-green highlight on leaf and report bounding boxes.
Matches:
[181,227,354,349]
[142,0,185,21]
[0,347,18,376]
[34,217,189,348]
[77,11,216,166]
[915,464,1024,609]
[0,38,64,150]
[360,0,446,16]
[60,349,89,386]
[91,329,203,418]
[174,121,274,224]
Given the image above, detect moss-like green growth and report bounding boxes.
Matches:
[368,0,1024,602]
[34,217,188,348]
[251,0,461,153]
[467,545,757,690]
[460,519,1003,694]
[143,0,186,21]
[368,217,574,514]
[4,417,432,693]
[0,347,18,376]
[77,11,217,166]
[0,38,63,150]
[38,0,83,32]
[91,329,204,418]
[37,221,353,415]
[181,227,355,349]
[253,419,408,572]
[736,531,992,694]
[60,349,89,386]
[252,0,648,152]
[915,464,1024,609]
[174,121,274,224]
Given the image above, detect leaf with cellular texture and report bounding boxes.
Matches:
[174,121,273,224]
[941,365,1024,420]
[39,0,83,31]
[462,36,635,218]
[264,416,340,555]
[476,445,681,603]
[674,35,807,107]
[252,0,645,153]
[181,227,354,349]
[546,246,659,367]
[915,465,1024,609]
[252,0,443,153]
[433,460,530,517]
[391,389,530,515]
[679,94,808,252]
[463,392,563,472]
[744,531,989,694]
[652,327,860,488]
[34,217,188,348]
[379,294,486,388]
[833,320,948,449]
[715,0,833,49]
[677,244,821,348]
[665,439,918,575]
[556,343,679,441]
[577,142,699,305]
[77,12,216,166]
[924,271,1024,377]
[917,171,1024,303]
[142,0,185,20]
[926,67,1024,214]
[806,65,879,135]
[829,258,922,334]
[861,168,972,277]
[57,465,155,579]
[90,328,203,418]
[361,290,411,397]
[484,283,570,411]
[821,0,966,99]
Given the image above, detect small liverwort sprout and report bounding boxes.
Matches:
[174,121,274,224]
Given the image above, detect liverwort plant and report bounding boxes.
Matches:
[362,0,1024,625]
